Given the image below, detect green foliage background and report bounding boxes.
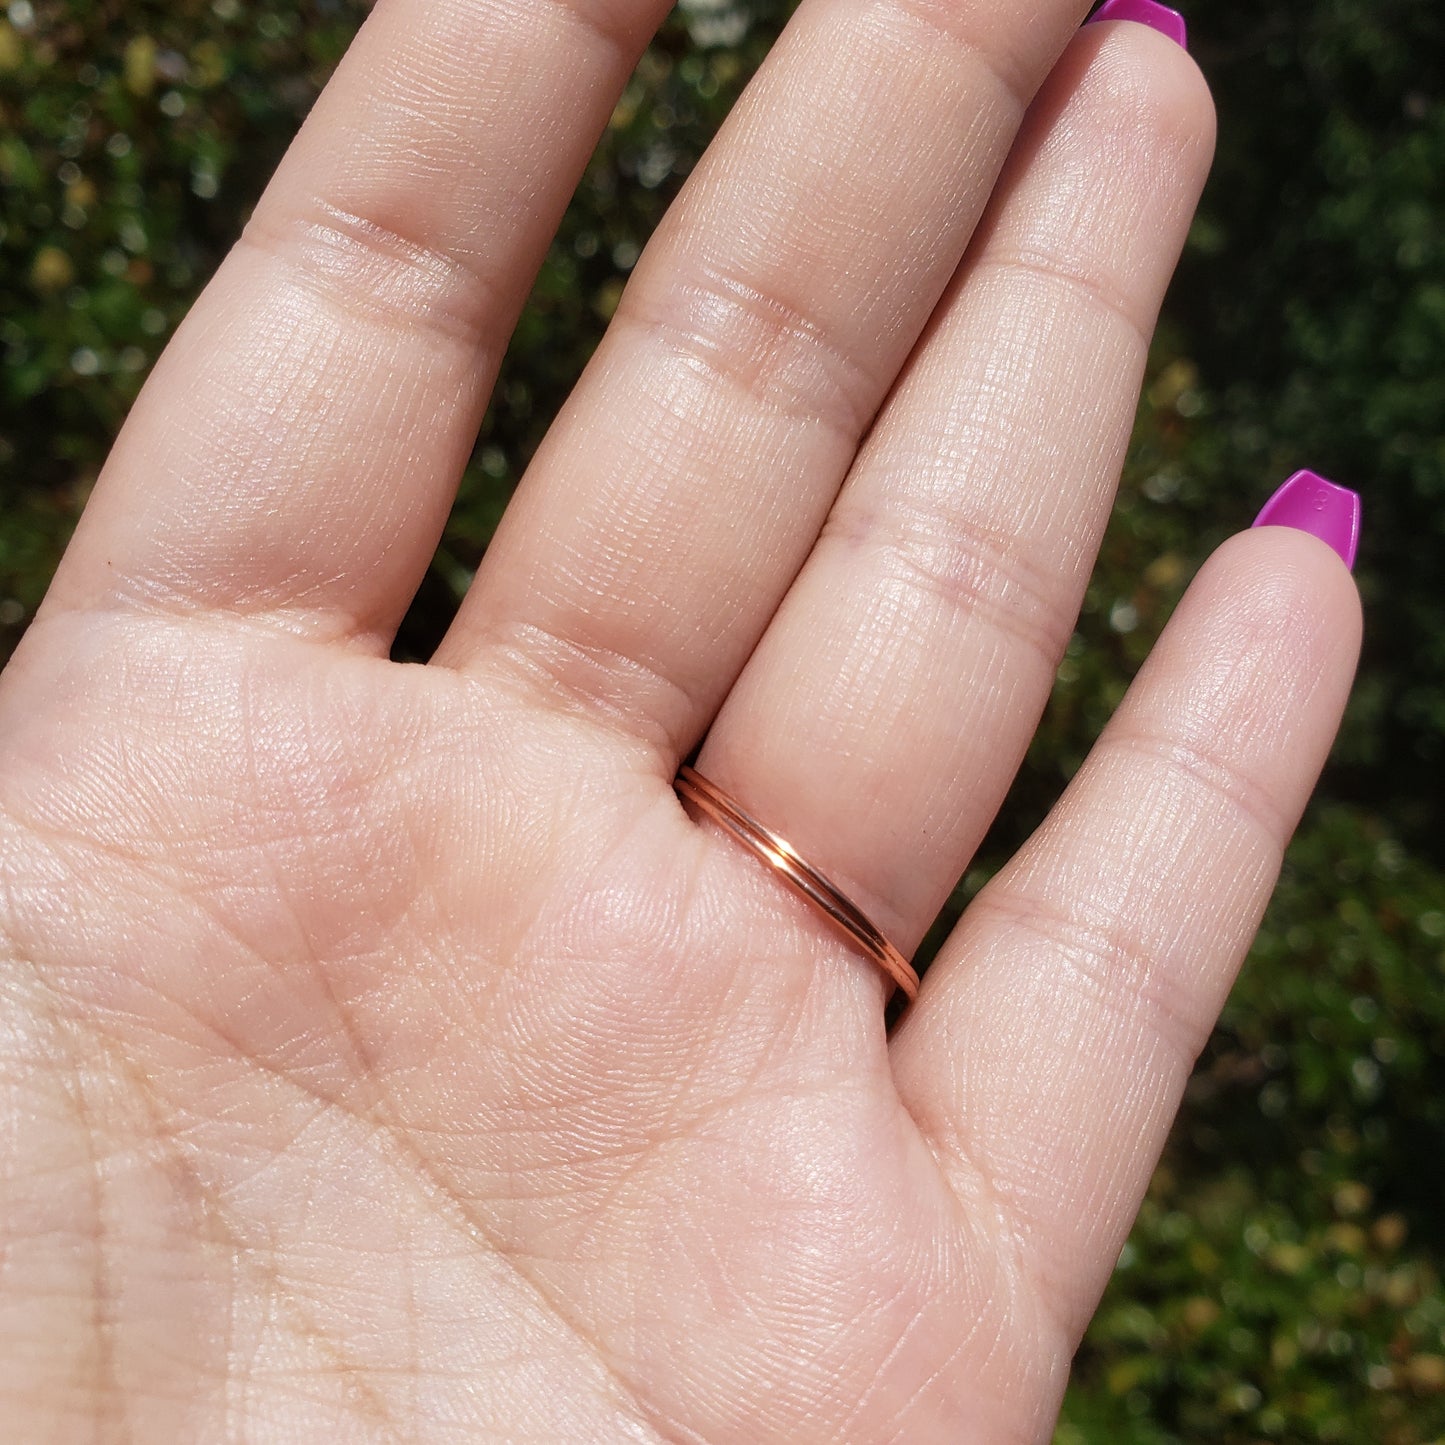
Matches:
[2,0,1443,1438]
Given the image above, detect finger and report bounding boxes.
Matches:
[43,0,670,644]
[442,0,1100,749]
[891,525,1362,1344]
[696,20,1214,955]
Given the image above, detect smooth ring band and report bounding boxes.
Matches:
[674,766,920,1003]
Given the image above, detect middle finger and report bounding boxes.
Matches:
[441,0,1097,752]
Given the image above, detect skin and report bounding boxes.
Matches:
[0,0,1361,1440]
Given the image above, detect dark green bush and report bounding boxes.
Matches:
[3,0,1443,1437]
[1061,805,1445,1443]
[1177,0,1445,848]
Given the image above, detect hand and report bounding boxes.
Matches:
[0,0,1359,1438]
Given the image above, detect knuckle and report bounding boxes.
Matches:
[824,498,1077,675]
[976,886,1216,1067]
[512,0,658,60]
[239,198,503,352]
[866,0,1034,115]
[615,261,887,442]
[1109,730,1294,853]
[977,248,1152,355]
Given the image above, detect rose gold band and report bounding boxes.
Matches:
[674,765,920,1003]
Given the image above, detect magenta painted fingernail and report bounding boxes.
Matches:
[1252,470,1362,571]
[1087,0,1189,48]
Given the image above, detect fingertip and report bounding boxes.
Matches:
[1203,523,1363,661]
[1155,526,1363,775]
[1063,5,1217,192]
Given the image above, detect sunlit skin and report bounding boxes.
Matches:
[0,0,1358,1439]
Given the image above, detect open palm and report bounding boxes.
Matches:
[0,0,1359,1439]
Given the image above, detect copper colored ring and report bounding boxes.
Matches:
[674,766,920,1003]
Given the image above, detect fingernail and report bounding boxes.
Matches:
[1252,470,1363,571]
[1086,0,1189,49]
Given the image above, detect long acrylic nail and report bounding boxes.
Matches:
[1251,470,1362,571]
[1086,0,1189,49]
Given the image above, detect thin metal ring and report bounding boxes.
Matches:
[674,766,920,1003]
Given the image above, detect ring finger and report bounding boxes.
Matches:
[696,15,1215,960]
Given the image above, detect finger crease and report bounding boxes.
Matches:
[616,261,887,445]
[972,886,1213,1068]
[866,0,1034,117]
[1105,730,1295,852]
[823,501,1076,674]
[239,199,504,353]
[972,250,1152,357]
[470,617,699,764]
